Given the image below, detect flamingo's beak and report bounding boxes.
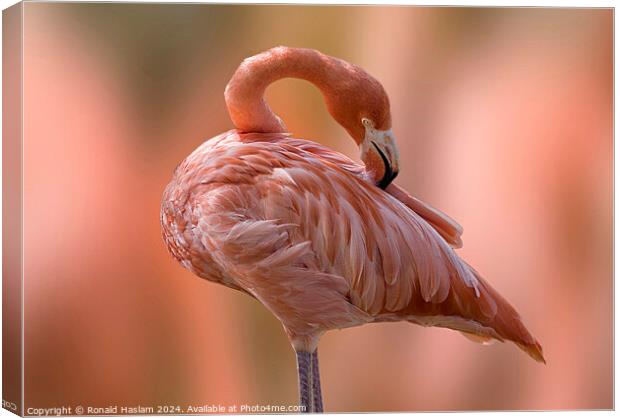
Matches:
[371,140,399,188]
[361,127,400,189]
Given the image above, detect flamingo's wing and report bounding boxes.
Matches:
[252,143,544,363]
[385,183,463,249]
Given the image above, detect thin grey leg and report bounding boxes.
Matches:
[296,351,312,413]
[311,350,324,413]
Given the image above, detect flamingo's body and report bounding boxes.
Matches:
[161,46,544,412]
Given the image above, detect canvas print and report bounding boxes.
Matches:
[2,3,613,415]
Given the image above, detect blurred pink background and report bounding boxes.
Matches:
[21,4,611,412]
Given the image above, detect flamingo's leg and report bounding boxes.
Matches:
[311,350,324,412]
[296,351,313,412]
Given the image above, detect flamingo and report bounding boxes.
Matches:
[160,46,544,413]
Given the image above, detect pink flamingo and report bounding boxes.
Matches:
[161,46,544,412]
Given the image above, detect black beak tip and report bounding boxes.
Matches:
[377,169,398,189]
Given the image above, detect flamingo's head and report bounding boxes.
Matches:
[325,69,400,189]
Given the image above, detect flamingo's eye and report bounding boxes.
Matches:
[361,118,373,128]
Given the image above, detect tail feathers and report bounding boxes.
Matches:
[419,265,546,364]
[460,323,545,364]
[517,340,546,364]
[472,272,546,364]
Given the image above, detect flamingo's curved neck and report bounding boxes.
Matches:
[225,47,344,134]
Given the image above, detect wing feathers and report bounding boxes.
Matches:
[386,183,464,248]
